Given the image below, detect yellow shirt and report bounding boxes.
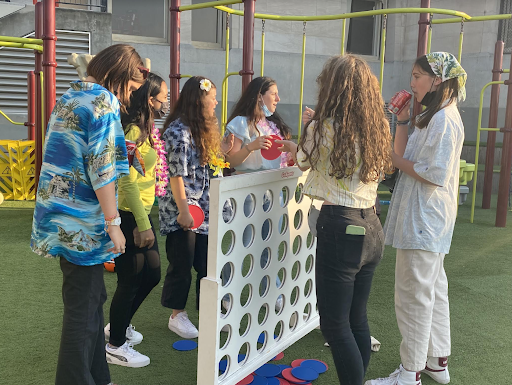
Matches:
[118,124,157,231]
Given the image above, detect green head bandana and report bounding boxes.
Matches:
[426,52,467,102]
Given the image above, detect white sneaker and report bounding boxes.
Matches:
[421,357,450,384]
[105,342,150,368]
[168,311,199,339]
[365,365,421,385]
[104,323,143,345]
[275,295,284,312]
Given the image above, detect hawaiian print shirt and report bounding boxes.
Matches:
[158,118,210,235]
[30,81,129,266]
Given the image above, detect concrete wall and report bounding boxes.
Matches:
[0,4,112,139]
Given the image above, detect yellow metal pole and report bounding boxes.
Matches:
[214,6,471,22]
[221,72,240,134]
[179,0,243,11]
[458,19,464,63]
[427,14,433,53]
[223,14,231,133]
[470,80,504,223]
[0,110,24,125]
[0,42,43,52]
[432,14,511,24]
[298,22,307,139]
[0,36,43,44]
[379,15,387,93]
[40,71,45,148]
[504,69,511,73]
[261,20,266,77]
[341,19,346,55]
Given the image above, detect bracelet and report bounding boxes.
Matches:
[396,119,410,126]
[245,146,253,154]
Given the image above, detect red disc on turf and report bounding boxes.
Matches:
[278,379,291,385]
[236,374,254,385]
[272,352,285,361]
[261,135,283,161]
[281,368,311,385]
[188,204,205,229]
[291,359,306,368]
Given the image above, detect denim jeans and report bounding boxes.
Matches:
[316,205,384,385]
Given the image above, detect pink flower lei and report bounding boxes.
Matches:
[152,124,169,197]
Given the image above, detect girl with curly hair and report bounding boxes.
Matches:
[277,54,393,385]
[159,76,222,339]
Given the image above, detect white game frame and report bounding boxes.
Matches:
[197,167,321,385]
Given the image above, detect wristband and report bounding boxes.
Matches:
[105,212,119,222]
[396,119,410,126]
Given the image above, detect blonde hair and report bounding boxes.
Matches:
[299,54,393,183]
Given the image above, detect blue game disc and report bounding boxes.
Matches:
[291,367,319,381]
[255,364,282,378]
[172,340,197,351]
[219,360,227,372]
[238,354,246,363]
[266,377,280,385]
[258,332,277,344]
[300,359,328,374]
[251,375,269,385]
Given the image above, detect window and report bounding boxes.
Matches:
[346,0,384,57]
[499,0,512,53]
[191,0,225,48]
[111,0,168,44]
[56,0,107,12]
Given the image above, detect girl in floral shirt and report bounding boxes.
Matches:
[159,76,224,339]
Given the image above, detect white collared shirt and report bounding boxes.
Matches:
[383,103,464,254]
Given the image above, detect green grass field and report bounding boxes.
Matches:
[0,195,511,385]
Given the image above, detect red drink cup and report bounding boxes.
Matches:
[388,90,412,115]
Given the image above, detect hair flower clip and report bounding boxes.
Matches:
[200,79,212,92]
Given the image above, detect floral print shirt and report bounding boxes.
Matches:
[158,119,210,235]
[30,81,129,266]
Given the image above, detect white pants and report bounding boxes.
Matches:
[395,248,451,371]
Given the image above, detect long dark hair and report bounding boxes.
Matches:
[121,72,165,147]
[227,76,291,139]
[298,55,393,183]
[413,55,459,129]
[163,76,220,165]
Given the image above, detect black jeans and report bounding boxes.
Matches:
[316,205,384,385]
[161,229,208,310]
[108,210,161,347]
[56,258,111,385]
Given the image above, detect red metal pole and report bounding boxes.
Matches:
[42,0,57,129]
[35,1,43,188]
[495,54,512,227]
[26,72,36,141]
[482,41,504,209]
[413,0,430,118]
[169,0,181,110]
[241,0,256,91]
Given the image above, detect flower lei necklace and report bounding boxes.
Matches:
[151,124,169,196]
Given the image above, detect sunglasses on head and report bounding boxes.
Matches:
[138,66,149,80]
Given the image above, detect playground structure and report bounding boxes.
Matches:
[163,2,512,384]
[1,2,512,384]
[0,0,56,200]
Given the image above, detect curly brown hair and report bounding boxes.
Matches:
[163,76,220,166]
[299,54,393,183]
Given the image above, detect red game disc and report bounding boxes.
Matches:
[236,374,254,385]
[188,204,205,229]
[278,379,291,385]
[291,359,306,368]
[281,368,311,385]
[261,135,283,161]
[272,352,285,361]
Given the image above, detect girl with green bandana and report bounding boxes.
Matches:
[366,52,467,385]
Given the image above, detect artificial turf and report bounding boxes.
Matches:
[0,195,510,385]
